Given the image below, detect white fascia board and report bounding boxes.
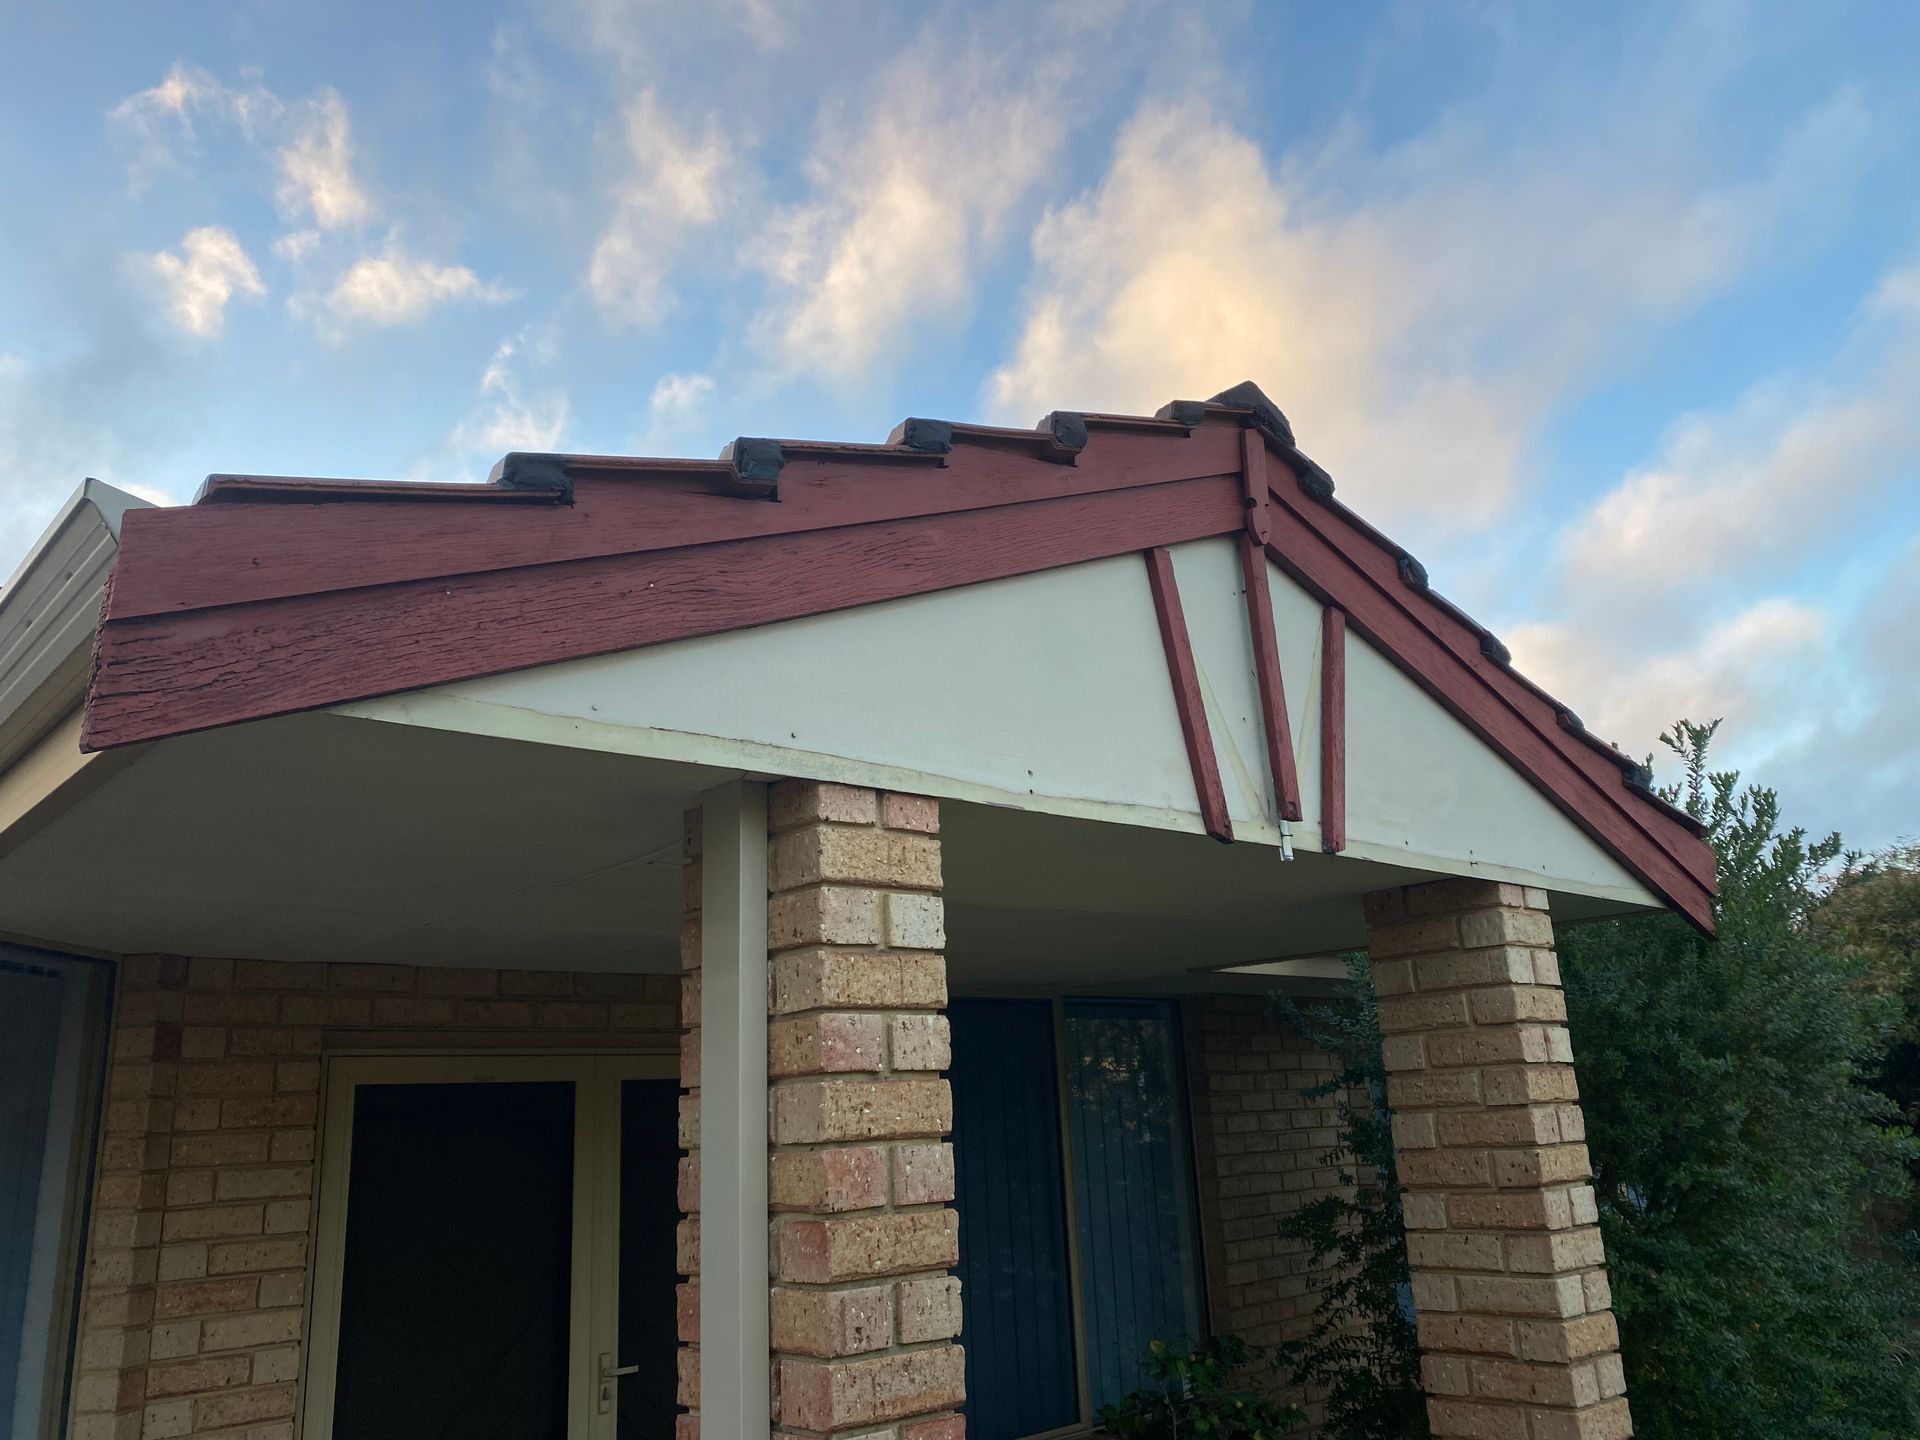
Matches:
[0,480,154,774]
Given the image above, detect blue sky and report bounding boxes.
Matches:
[1,0,1915,849]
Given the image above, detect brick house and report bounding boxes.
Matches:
[0,384,1708,1440]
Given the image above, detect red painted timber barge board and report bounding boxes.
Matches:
[106,426,1245,621]
[1144,547,1234,843]
[1320,607,1347,853]
[84,476,1244,751]
[1260,484,1713,930]
[1265,467,1715,899]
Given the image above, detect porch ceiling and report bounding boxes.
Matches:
[0,712,1640,989]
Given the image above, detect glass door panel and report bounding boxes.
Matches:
[1063,999,1205,1409]
[331,1080,577,1440]
[614,1077,680,1437]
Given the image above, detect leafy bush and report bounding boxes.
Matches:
[1271,959,1429,1440]
[1096,1335,1306,1439]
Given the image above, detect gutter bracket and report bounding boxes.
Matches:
[717,438,785,500]
[491,452,575,503]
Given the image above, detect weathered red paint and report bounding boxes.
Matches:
[85,476,1244,751]
[82,408,1716,932]
[1320,607,1347,854]
[1240,533,1302,824]
[1144,547,1234,844]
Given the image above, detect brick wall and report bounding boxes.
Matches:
[1183,995,1355,1428]
[71,956,680,1440]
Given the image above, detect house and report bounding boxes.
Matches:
[0,384,1706,1440]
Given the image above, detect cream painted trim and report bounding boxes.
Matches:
[339,691,1661,909]
[697,780,771,1433]
[0,709,145,860]
[299,1052,675,1440]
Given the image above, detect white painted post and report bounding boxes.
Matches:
[698,779,771,1433]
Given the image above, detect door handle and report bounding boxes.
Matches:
[596,1353,640,1415]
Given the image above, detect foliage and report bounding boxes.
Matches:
[1818,839,1920,1188]
[1267,719,1920,1439]
[1269,956,1430,1440]
[1555,720,1920,1439]
[1095,1335,1306,1439]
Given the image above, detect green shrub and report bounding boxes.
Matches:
[1096,1335,1306,1439]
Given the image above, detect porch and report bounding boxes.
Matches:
[0,388,1700,1438]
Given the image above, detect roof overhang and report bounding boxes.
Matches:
[66,385,1717,933]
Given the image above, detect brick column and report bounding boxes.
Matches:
[1365,879,1630,1440]
[765,782,964,1438]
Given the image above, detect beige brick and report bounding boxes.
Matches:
[771,827,941,892]
[1468,986,1569,1025]
[1526,1398,1633,1440]
[1407,1232,1505,1271]
[771,1147,890,1213]
[888,1015,950,1073]
[1450,1191,1575,1232]
[1459,907,1554,950]
[772,1285,893,1357]
[883,893,945,951]
[1456,1274,1586,1319]
[775,1345,965,1429]
[212,1166,312,1201]
[1490,1144,1592,1189]
[1468,1357,1598,1408]
[206,1238,306,1276]
[882,793,940,833]
[1505,1228,1606,1276]
[771,952,947,1015]
[1419,1314,1518,1356]
[1378,993,1472,1033]
[1480,1066,1580,1106]
[770,888,884,950]
[199,1308,301,1352]
[144,1355,249,1397]
[895,1275,962,1343]
[772,1079,951,1145]
[1437,1106,1561,1149]
[770,1013,887,1077]
[776,1210,959,1283]
[1414,947,1538,991]
[191,1384,296,1430]
[1426,1397,1528,1438]
[770,780,879,830]
[891,1143,955,1206]
[1516,1313,1620,1364]
[1368,915,1462,959]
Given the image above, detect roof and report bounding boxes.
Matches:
[78,383,1717,931]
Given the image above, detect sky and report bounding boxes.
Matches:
[1,0,1915,851]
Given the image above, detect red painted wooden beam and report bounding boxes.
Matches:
[1143,547,1234,844]
[1237,432,1301,824]
[1261,495,1713,932]
[1320,607,1347,854]
[84,476,1244,751]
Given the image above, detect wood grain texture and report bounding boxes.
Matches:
[1240,533,1301,822]
[106,426,1245,620]
[84,476,1244,750]
[1144,547,1234,844]
[1320,606,1346,854]
[1260,477,1714,932]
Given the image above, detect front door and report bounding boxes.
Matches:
[302,1055,678,1440]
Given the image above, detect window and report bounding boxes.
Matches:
[0,948,111,1440]
[949,998,1205,1439]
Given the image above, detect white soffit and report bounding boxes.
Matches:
[342,538,1656,907]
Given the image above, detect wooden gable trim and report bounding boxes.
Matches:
[1145,547,1234,843]
[1320,607,1347,854]
[81,400,1715,932]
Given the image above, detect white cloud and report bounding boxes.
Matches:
[441,332,570,469]
[143,227,266,337]
[110,65,374,232]
[648,372,714,430]
[588,92,741,325]
[272,229,321,265]
[747,48,1066,379]
[275,89,374,230]
[319,240,514,330]
[986,80,1871,532]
